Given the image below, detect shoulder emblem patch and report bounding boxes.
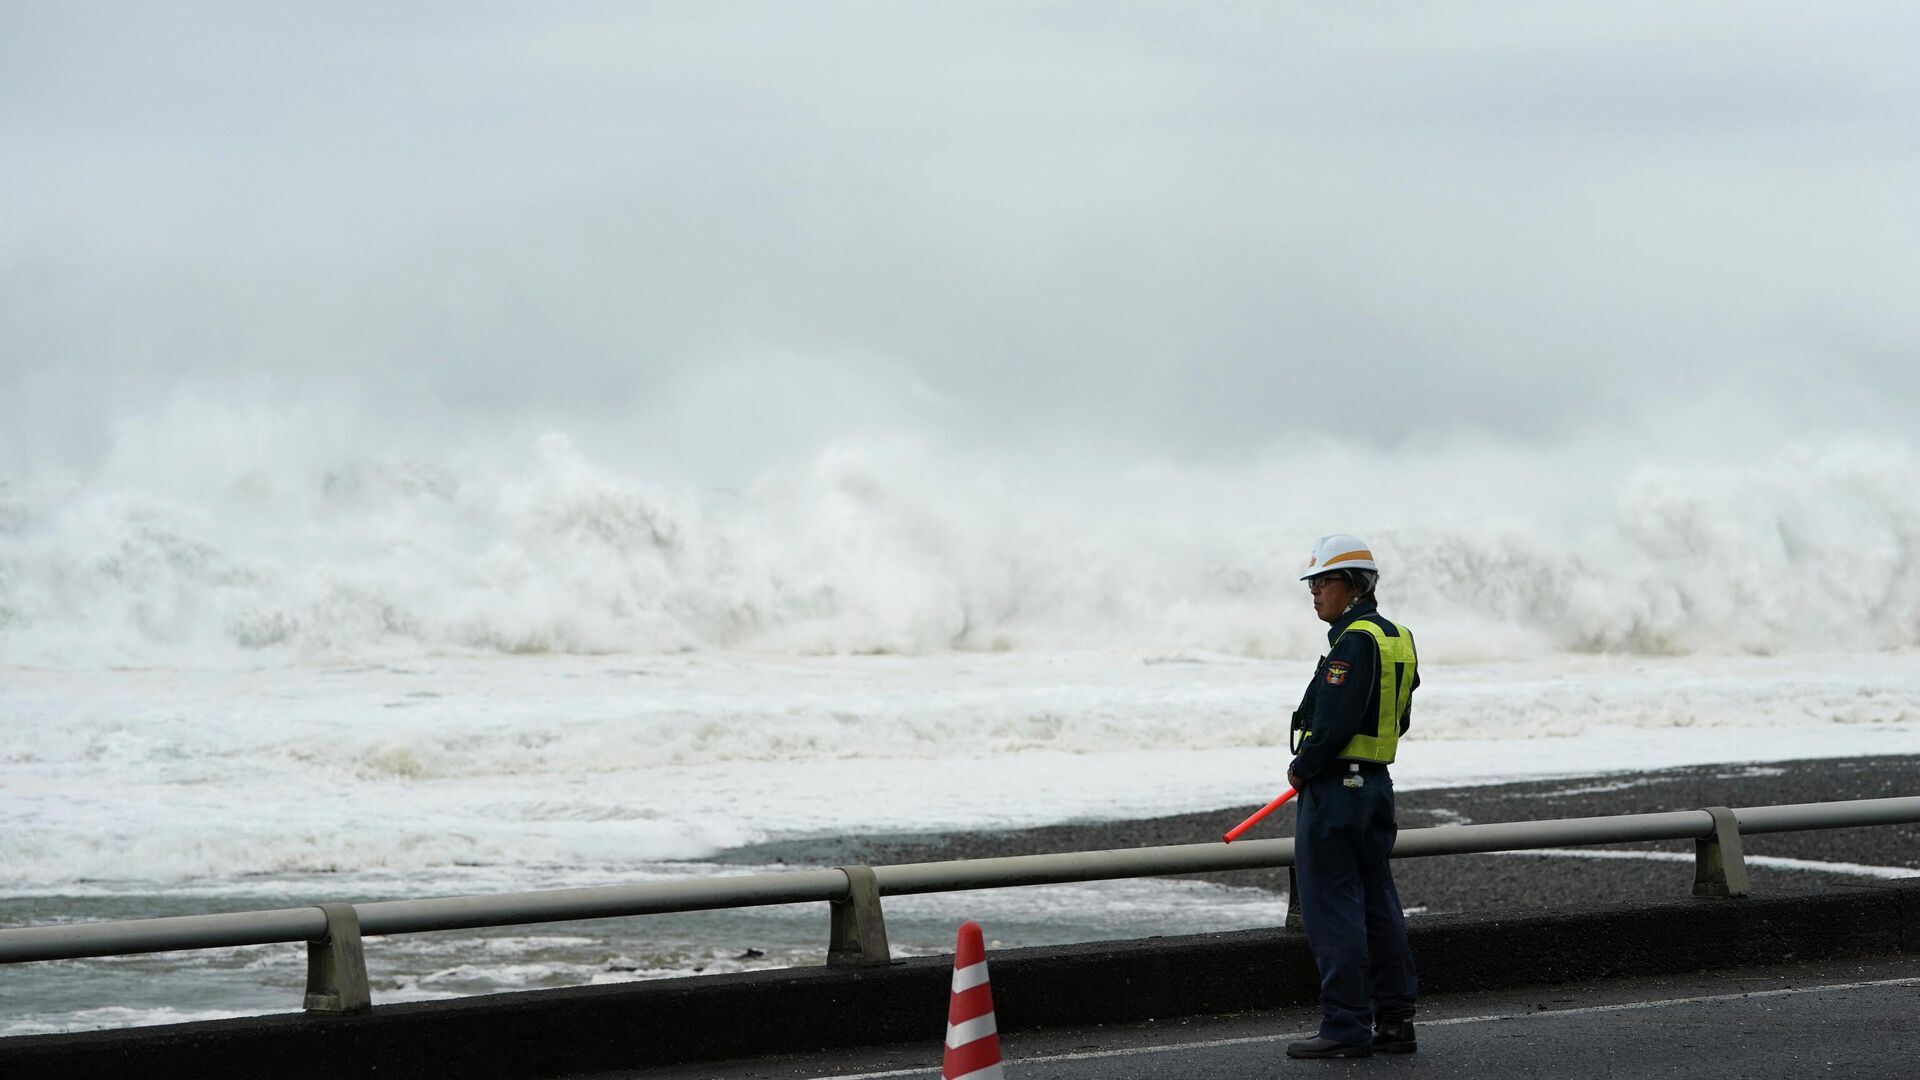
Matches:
[1324,660,1351,686]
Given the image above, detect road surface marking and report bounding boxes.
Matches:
[821,974,1920,1079]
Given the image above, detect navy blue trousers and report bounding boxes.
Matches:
[1293,766,1418,1045]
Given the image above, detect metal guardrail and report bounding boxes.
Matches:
[1,796,1915,1016]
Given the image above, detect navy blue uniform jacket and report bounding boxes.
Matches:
[1287,597,1419,782]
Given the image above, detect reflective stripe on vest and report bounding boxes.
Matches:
[1332,616,1417,764]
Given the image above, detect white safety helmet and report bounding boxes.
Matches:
[1299,534,1379,581]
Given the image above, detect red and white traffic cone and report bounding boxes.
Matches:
[943,920,1004,1079]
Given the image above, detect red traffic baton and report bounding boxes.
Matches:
[1222,787,1298,843]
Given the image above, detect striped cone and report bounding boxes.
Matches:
[943,920,1004,1079]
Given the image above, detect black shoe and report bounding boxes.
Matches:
[1373,1020,1417,1054]
[1286,1036,1373,1059]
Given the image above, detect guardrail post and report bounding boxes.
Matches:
[1692,806,1752,899]
[304,903,372,1013]
[828,865,892,966]
[1285,866,1305,930]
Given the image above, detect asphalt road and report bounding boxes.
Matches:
[623,954,1920,1080]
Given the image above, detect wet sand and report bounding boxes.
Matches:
[719,755,1920,913]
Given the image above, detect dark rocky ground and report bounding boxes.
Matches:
[717,755,1920,913]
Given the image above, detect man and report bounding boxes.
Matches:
[1284,533,1420,1060]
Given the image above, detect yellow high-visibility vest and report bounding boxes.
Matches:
[1329,616,1417,764]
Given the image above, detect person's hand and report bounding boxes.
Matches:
[1287,770,1303,791]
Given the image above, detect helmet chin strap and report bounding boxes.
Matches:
[1340,570,1379,612]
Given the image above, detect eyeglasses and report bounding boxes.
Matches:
[1306,577,1345,592]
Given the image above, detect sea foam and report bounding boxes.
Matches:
[1,387,1915,666]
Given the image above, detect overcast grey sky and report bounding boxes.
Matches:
[4,1,1917,479]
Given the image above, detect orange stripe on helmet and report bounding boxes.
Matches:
[1319,549,1374,568]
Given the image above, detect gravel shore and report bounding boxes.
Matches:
[720,755,1920,914]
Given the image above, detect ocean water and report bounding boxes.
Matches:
[4,424,1919,1033]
